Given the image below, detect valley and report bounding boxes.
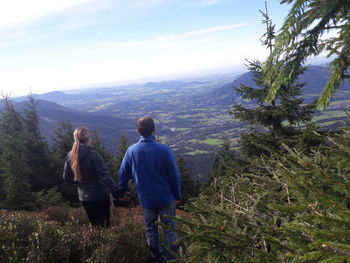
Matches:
[12,66,350,178]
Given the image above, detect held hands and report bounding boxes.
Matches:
[113,192,132,207]
[120,192,132,202]
[176,200,181,207]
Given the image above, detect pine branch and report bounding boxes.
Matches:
[322,244,350,258]
[264,0,350,108]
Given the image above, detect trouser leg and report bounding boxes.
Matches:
[143,207,164,263]
[97,195,111,228]
[159,201,177,261]
[81,195,111,228]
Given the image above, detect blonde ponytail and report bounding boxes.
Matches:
[70,139,81,181]
[70,127,90,181]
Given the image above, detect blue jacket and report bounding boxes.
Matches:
[118,135,181,208]
[63,144,120,201]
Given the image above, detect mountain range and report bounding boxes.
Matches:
[9,65,350,177]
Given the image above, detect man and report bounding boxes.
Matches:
[118,116,181,263]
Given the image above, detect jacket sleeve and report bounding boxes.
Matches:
[166,147,181,200]
[92,151,122,198]
[63,155,74,182]
[117,149,132,194]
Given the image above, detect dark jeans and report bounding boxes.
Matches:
[142,201,177,263]
[81,195,111,228]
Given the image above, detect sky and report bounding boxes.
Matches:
[0,0,294,96]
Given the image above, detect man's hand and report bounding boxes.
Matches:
[113,192,132,207]
[121,192,132,202]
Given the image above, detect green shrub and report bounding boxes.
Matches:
[0,210,43,263]
[0,206,150,263]
[111,207,150,262]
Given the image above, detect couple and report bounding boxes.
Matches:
[63,116,181,263]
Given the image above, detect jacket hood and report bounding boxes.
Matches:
[78,144,91,160]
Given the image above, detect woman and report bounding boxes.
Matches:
[63,127,120,228]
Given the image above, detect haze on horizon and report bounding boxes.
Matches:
[1,0,296,96]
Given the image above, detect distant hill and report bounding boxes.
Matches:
[172,66,350,109]
[0,99,138,151]
[15,65,348,113]
[7,65,350,177]
[14,91,68,102]
[235,65,349,101]
[35,91,69,102]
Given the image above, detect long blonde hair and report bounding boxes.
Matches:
[70,127,90,181]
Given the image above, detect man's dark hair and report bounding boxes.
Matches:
[137,116,155,136]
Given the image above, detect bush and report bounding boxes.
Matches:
[111,207,150,262]
[174,131,350,262]
[0,206,150,263]
[0,210,43,262]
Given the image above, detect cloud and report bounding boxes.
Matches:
[0,42,266,96]
[175,23,256,37]
[0,0,94,29]
[104,22,256,48]
[0,0,172,45]
[0,0,172,49]
[0,0,221,31]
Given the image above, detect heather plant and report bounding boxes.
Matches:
[0,206,150,263]
[0,210,42,263]
[39,206,72,225]
[110,207,150,262]
[27,220,69,263]
[40,206,89,226]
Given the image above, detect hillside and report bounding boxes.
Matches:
[0,100,138,150]
[11,65,350,177]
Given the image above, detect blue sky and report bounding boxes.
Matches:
[0,0,293,96]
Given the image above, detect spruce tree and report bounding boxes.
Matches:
[170,6,316,262]
[170,3,350,262]
[267,133,350,262]
[113,134,138,207]
[208,139,248,181]
[90,128,114,175]
[231,4,313,159]
[115,134,129,173]
[22,94,52,191]
[51,119,78,204]
[22,94,63,208]
[51,119,74,162]
[264,0,350,109]
[173,156,286,262]
[176,155,200,205]
[0,95,35,210]
[114,134,129,183]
